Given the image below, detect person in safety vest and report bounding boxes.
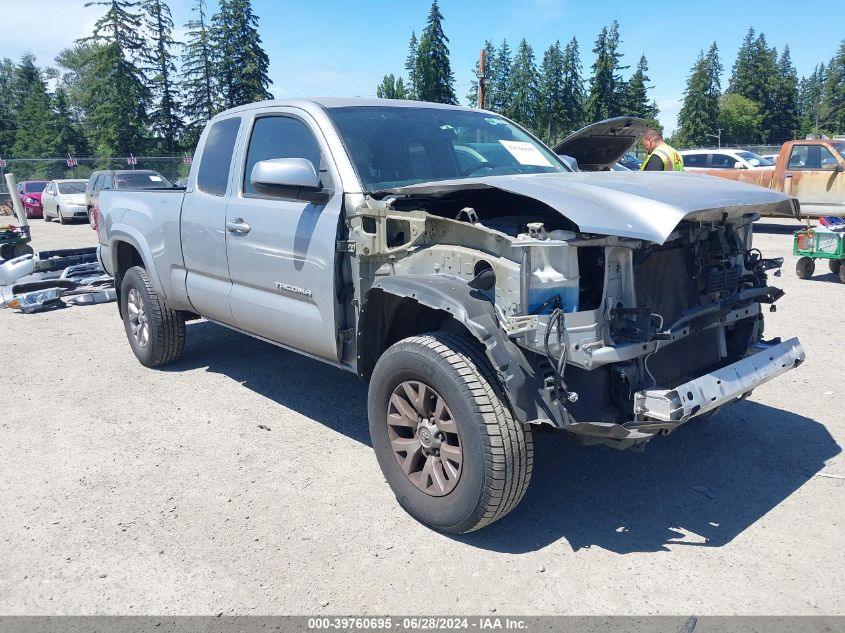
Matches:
[640,129,684,171]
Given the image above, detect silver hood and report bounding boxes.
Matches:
[383,171,797,244]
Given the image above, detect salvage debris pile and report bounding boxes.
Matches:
[0,247,115,314]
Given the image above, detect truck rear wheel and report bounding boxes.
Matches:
[367,332,533,533]
[120,266,186,367]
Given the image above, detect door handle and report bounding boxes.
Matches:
[226,218,251,234]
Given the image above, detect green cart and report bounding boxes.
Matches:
[793,227,845,283]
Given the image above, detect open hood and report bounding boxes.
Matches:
[553,117,649,171]
[382,171,797,245]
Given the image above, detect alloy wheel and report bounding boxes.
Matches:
[386,380,462,496]
[127,288,150,348]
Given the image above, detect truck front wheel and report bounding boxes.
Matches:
[368,332,533,533]
[120,266,186,367]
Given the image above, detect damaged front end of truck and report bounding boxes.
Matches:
[348,169,805,450]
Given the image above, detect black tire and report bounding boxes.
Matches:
[840,264,845,284]
[58,207,67,225]
[795,256,815,279]
[368,332,533,533]
[43,210,52,222]
[829,259,842,275]
[120,266,186,367]
[1,243,34,259]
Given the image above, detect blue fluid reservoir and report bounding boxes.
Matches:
[525,231,580,314]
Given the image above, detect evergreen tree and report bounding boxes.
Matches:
[405,32,419,99]
[80,0,151,156]
[0,58,16,154]
[467,40,496,109]
[585,21,626,122]
[48,87,89,159]
[415,0,456,104]
[728,28,757,96]
[538,41,565,142]
[798,63,826,136]
[142,0,181,153]
[559,37,585,134]
[211,0,273,109]
[728,29,778,141]
[676,43,723,147]
[822,39,845,133]
[181,0,216,148]
[624,54,658,123]
[376,74,408,100]
[505,39,539,129]
[490,39,512,113]
[770,46,799,143]
[11,55,53,158]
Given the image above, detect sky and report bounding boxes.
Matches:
[1,0,842,135]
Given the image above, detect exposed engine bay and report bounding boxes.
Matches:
[348,181,804,449]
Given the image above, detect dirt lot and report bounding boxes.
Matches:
[0,217,842,615]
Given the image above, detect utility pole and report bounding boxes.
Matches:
[476,48,487,109]
[707,128,722,148]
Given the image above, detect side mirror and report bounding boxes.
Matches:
[558,154,579,172]
[822,162,843,172]
[250,158,329,202]
[734,162,746,169]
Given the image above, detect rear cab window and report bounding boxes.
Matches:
[197,117,241,196]
[789,144,836,170]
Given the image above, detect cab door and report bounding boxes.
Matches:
[224,110,343,362]
[785,144,845,215]
[182,116,243,325]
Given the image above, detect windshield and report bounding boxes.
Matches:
[326,106,568,191]
[736,151,774,167]
[25,182,48,193]
[59,181,86,194]
[831,142,845,158]
[114,172,171,189]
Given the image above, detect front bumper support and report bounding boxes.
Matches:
[634,337,805,423]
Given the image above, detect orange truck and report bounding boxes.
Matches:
[698,139,845,217]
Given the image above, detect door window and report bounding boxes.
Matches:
[711,153,738,169]
[789,145,836,170]
[683,154,707,168]
[243,116,323,197]
[197,117,241,196]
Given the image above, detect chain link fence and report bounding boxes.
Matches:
[0,156,191,193]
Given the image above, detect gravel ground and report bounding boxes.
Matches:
[0,217,842,615]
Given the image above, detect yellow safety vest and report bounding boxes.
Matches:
[641,142,684,171]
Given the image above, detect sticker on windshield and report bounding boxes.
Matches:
[149,176,163,181]
[498,140,552,167]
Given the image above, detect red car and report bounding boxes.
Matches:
[16,180,49,219]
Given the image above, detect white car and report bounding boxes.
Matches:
[680,149,775,171]
[41,179,89,224]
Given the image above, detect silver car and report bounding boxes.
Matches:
[41,179,89,224]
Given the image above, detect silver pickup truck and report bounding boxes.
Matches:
[98,98,805,533]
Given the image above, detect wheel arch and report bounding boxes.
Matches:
[109,232,165,315]
[357,275,538,423]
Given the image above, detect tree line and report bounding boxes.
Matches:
[677,30,845,147]
[2,0,844,176]
[378,2,845,148]
[0,0,272,178]
[377,2,659,146]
